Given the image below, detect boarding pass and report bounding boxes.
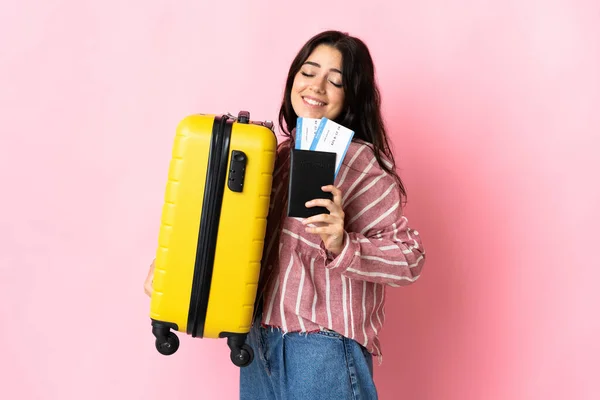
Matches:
[295,117,321,151]
[309,118,354,177]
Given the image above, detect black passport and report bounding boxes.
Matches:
[287,148,337,218]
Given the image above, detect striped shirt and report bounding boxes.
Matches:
[257,139,426,360]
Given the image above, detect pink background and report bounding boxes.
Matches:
[1,1,598,399]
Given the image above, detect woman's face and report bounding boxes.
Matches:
[290,44,345,121]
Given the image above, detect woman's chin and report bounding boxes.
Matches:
[296,109,325,119]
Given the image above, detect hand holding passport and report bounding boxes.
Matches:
[287,118,354,218]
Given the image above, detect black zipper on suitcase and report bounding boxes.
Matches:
[187,114,233,337]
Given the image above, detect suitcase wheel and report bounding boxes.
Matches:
[225,335,254,367]
[155,332,180,356]
[230,344,254,368]
[151,321,180,356]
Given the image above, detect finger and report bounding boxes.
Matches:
[302,213,342,226]
[305,225,344,239]
[320,185,343,206]
[144,273,154,295]
[305,199,342,215]
[302,214,344,231]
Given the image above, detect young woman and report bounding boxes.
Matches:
[144,30,426,400]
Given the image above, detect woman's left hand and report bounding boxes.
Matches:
[302,185,346,256]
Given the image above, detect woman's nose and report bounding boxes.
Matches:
[310,77,326,93]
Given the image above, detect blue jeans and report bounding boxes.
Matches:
[239,315,378,400]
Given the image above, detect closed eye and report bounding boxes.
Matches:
[301,70,343,88]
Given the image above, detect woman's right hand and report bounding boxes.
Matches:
[144,258,156,297]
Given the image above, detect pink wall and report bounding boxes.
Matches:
[1,1,598,399]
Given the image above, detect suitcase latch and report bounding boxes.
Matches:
[228,150,247,193]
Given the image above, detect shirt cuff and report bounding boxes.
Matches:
[319,231,353,269]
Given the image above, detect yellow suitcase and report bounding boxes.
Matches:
[149,111,277,367]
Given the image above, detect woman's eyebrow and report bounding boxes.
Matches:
[303,61,342,74]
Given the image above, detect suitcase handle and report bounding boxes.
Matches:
[225,111,274,131]
[237,110,250,123]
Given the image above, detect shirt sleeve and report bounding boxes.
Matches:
[318,178,426,287]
